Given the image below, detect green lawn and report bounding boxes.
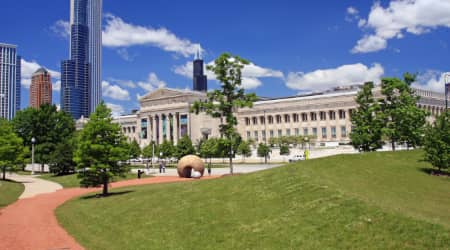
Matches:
[38,172,152,188]
[0,180,24,208]
[56,150,450,249]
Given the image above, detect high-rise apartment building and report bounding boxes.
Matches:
[30,68,52,108]
[62,0,102,119]
[0,43,21,120]
[193,49,207,92]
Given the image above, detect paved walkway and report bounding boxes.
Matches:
[0,175,218,250]
[133,163,282,177]
[6,173,63,199]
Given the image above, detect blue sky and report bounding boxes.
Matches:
[1,0,449,115]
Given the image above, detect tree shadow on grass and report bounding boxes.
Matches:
[418,167,450,177]
[81,190,135,199]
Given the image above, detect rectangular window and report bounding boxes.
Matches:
[312,127,317,137]
[293,114,299,122]
[329,111,336,120]
[262,130,266,141]
[320,111,326,121]
[247,131,251,140]
[276,115,282,124]
[302,113,308,121]
[303,128,308,136]
[278,129,282,137]
[341,126,347,137]
[260,116,265,124]
[331,126,336,138]
[286,129,291,136]
[322,127,327,139]
[339,110,346,119]
[295,128,299,136]
[252,117,258,125]
[284,114,290,123]
[141,119,148,139]
[310,112,317,121]
[180,115,188,137]
[245,117,250,125]
[254,131,259,141]
[270,130,274,138]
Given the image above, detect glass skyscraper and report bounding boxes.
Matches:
[0,43,21,120]
[62,0,102,119]
[193,49,207,92]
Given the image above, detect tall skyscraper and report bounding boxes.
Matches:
[0,43,21,120]
[87,0,102,113]
[193,49,207,92]
[30,68,52,108]
[62,0,102,119]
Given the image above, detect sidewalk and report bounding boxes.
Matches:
[5,173,63,199]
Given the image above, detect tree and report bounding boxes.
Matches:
[257,143,271,164]
[128,139,141,159]
[350,82,384,151]
[12,104,75,173]
[49,136,76,175]
[380,76,427,150]
[74,102,129,196]
[0,119,25,180]
[159,140,176,159]
[423,111,449,172]
[191,53,257,174]
[175,136,196,159]
[279,144,290,156]
[237,140,252,162]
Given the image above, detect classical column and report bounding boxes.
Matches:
[152,115,157,143]
[174,112,179,145]
[159,113,164,143]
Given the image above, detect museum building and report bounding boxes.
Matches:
[114,85,447,148]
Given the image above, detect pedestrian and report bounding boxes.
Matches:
[159,162,162,173]
[137,170,142,179]
[162,160,166,173]
[207,163,211,176]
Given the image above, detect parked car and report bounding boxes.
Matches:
[288,154,305,162]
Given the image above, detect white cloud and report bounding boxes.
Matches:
[351,35,387,53]
[21,59,61,91]
[53,80,61,92]
[412,70,448,93]
[116,48,136,62]
[50,20,70,39]
[347,6,359,15]
[137,72,167,92]
[102,81,130,101]
[107,77,137,88]
[352,0,450,53]
[106,103,125,117]
[173,60,284,89]
[286,63,384,92]
[103,14,201,57]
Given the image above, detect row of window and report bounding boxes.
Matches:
[246,126,348,141]
[244,110,351,126]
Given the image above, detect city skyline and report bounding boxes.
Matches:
[1,0,449,116]
[0,43,21,120]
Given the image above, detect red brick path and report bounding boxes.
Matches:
[0,176,217,250]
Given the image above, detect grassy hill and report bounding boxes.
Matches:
[0,180,24,208]
[56,150,450,249]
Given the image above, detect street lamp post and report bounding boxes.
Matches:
[31,137,36,175]
[445,73,450,110]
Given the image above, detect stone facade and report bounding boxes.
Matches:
[114,86,447,148]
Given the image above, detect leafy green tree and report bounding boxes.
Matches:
[0,120,26,180]
[380,76,427,150]
[279,144,290,156]
[199,138,219,159]
[74,102,129,196]
[49,136,76,175]
[175,136,196,159]
[423,111,449,172]
[350,82,384,151]
[257,143,271,164]
[159,140,176,159]
[237,140,252,162]
[13,104,75,173]
[191,53,257,174]
[142,141,158,159]
[128,139,141,159]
